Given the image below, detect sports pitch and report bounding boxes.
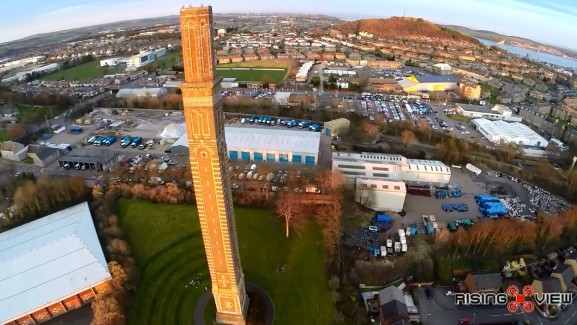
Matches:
[215,68,287,84]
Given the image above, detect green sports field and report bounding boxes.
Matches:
[215,68,287,84]
[40,60,122,81]
[0,129,6,142]
[118,199,334,325]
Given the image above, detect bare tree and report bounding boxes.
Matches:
[400,130,418,149]
[275,192,306,238]
[356,185,376,209]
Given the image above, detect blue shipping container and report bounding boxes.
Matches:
[241,152,250,160]
[305,156,315,165]
[266,153,276,162]
[292,155,302,163]
[229,151,238,159]
[253,152,264,161]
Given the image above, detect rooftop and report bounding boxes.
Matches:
[414,75,459,84]
[0,202,110,323]
[467,271,502,290]
[225,127,320,154]
[173,126,321,154]
[61,148,118,164]
[458,103,496,114]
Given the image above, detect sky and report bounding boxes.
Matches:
[1,0,576,49]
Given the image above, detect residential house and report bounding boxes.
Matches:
[377,285,410,325]
[464,271,503,293]
[0,141,28,162]
[26,144,61,167]
[551,264,575,292]
[532,276,562,295]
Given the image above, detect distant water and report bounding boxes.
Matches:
[477,38,577,69]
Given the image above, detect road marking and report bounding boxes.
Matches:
[503,313,511,316]
[490,314,500,317]
[572,311,576,317]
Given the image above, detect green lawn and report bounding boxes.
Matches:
[434,257,500,283]
[40,60,122,81]
[118,199,334,325]
[446,114,472,123]
[157,51,183,69]
[0,129,6,142]
[215,68,287,84]
[16,105,64,124]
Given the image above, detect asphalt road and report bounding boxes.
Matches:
[415,286,577,325]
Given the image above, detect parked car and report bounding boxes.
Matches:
[425,288,433,300]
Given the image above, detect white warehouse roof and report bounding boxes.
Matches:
[472,118,548,147]
[0,202,111,324]
[226,127,320,154]
[296,61,314,78]
[172,126,321,155]
[116,87,166,98]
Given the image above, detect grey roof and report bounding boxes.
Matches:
[539,276,562,293]
[35,146,60,161]
[378,285,405,305]
[415,75,459,83]
[59,148,118,164]
[458,103,495,114]
[554,264,575,286]
[380,300,409,322]
[467,271,502,290]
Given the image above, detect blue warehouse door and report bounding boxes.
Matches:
[241,152,251,160]
[253,152,264,161]
[292,155,302,163]
[229,151,238,160]
[266,153,276,162]
[279,154,289,163]
[305,156,315,165]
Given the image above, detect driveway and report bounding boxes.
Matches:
[414,286,577,325]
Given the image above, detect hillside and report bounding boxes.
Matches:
[444,25,577,56]
[337,17,479,43]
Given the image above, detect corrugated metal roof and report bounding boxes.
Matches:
[173,126,320,155]
[0,202,111,323]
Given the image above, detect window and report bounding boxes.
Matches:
[382,185,389,189]
[373,167,389,171]
[342,171,364,176]
[338,164,365,169]
[373,173,389,177]
[394,186,401,190]
[370,184,377,189]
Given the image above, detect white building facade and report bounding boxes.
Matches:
[355,178,407,212]
[472,118,549,147]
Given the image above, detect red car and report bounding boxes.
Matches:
[459,317,470,324]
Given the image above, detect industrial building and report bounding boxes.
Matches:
[296,61,314,82]
[220,77,239,89]
[432,63,452,75]
[333,151,451,211]
[0,202,112,325]
[471,118,549,147]
[170,126,320,165]
[58,148,120,171]
[332,152,452,187]
[99,57,124,67]
[1,63,60,83]
[456,103,521,121]
[356,178,407,212]
[324,118,351,137]
[398,75,459,92]
[116,87,167,99]
[126,51,155,71]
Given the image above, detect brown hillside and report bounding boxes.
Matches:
[338,17,478,43]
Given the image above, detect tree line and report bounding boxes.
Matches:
[1,175,89,232]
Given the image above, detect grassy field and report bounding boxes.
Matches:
[215,68,287,84]
[16,105,65,124]
[118,199,334,325]
[435,257,500,283]
[156,51,182,69]
[0,129,6,141]
[40,60,122,81]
